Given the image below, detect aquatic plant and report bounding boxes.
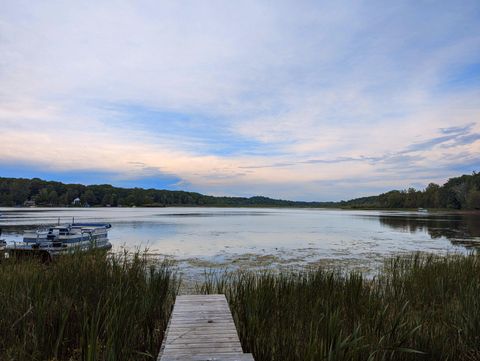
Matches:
[0,251,179,361]
[2,251,479,360]
[199,253,480,361]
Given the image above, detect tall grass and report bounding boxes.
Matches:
[0,251,179,361]
[2,251,479,360]
[199,253,480,361]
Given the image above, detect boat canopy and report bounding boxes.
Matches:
[72,223,112,229]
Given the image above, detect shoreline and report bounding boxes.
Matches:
[1,205,480,213]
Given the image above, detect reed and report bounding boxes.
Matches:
[2,251,479,360]
[0,251,179,361]
[198,253,480,361]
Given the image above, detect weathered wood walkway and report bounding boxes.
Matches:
[158,294,254,361]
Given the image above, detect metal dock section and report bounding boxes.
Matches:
[158,294,254,361]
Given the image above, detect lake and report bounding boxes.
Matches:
[1,207,479,277]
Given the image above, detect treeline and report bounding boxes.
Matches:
[1,172,479,209]
[0,177,332,208]
[340,172,480,209]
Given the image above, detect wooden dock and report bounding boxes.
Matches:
[158,294,254,361]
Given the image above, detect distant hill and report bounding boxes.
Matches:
[337,172,480,210]
[0,177,334,208]
[0,172,479,209]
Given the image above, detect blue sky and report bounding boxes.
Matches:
[0,0,479,201]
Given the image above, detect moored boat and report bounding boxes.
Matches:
[0,229,6,251]
[5,222,112,261]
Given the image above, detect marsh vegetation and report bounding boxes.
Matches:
[0,251,179,361]
[1,252,479,360]
[200,253,480,361]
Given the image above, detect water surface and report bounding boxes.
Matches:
[1,207,478,275]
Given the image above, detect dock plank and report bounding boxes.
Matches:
[158,294,254,361]
[161,355,254,361]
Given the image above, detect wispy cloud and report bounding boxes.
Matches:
[0,1,479,200]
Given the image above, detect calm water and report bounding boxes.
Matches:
[1,207,479,275]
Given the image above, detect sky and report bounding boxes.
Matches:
[0,1,479,201]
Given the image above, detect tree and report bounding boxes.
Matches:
[35,188,50,205]
[0,172,479,209]
[405,188,419,208]
[81,190,97,205]
[385,191,405,208]
[48,191,59,205]
[125,194,136,206]
[424,183,440,208]
[451,182,468,209]
[102,194,113,206]
[10,180,30,205]
[467,190,480,209]
[64,189,79,205]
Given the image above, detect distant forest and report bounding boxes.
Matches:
[0,172,479,209]
[343,172,480,210]
[0,177,332,208]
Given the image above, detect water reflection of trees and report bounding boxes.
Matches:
[378,214,480,248]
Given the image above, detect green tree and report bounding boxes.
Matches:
[466,190,480,209]
[48,191,58,205]
[64,189,79,205]
[385,191,405,208]
[101,194,113,206]
[81,190,97,205]
[424,183,440,208]
[10,180,30,205]
[405,188,419,208]
[35,188,50,205]
[125,194,136,206]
